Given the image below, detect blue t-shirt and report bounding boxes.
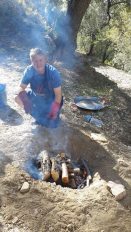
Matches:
[21,64,61,99]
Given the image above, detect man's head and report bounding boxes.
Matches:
[30,48,47,74]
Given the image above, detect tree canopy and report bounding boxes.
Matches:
[78,0,131,72]
[0,0,130,72]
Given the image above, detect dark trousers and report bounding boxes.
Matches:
[28,92,63,128]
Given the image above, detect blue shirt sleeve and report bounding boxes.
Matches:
[21,66,33,85]
[51,69,62,88]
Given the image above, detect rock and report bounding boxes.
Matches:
[70,103,78,112]
[91,133,107,142]
[12,216,19,224]
[49,227,54,232]
[93,172,101,181]
[91,179,106,188]
[9,227,20,232]
[6,214,13,221]
[12,161,20,167]
[67,224,73,231]
[34,209,39,217]
[118,159,129,167]
[20,182,30,193]
[107,181,126,201]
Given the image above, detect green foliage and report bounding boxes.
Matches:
[77,0,108,53]
[109,8,131,72]
[78,0,131,73]
[0,0,130,73]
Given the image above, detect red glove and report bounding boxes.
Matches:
[18,91,32,114]
[48,101,60,119]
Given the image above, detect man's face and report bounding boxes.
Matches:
[31,54,46,74]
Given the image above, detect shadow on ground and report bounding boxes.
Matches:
[0,105,23,126]
[61,60,131,146]
[0,151,12,176]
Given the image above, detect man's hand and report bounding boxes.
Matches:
[48,86,62,119]
[48,101,60,119]
[18,91,32,114]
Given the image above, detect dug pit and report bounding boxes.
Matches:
[22,125,121,190]
[25,150,92,189]
[1,125,130,232]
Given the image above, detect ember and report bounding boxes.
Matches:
[25,150,92,189]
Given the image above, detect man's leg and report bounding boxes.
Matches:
[15,95,24,108]
[43,97,63,128]
[32,97,63,128]
[15,91,32,115]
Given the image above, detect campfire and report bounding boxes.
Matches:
[26,150,92,189]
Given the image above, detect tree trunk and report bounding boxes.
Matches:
[67,0,92,48]
[87,43,94,56]
[87,33,96,56]
[102,42,111,63]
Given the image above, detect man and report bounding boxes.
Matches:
[15,48,63,128]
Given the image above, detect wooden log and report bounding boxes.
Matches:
[81,159,92,187]
[69,172,75,177]
[51,157,60,182]
[69,178,77,189]
[56,152,66,161]
[77,179,86,189]
[62,162,69,184]
[68,166,81,174]
[56,152,70,163]
[38,150,51,181]
[75,175,84,188]
[67,161,82,176]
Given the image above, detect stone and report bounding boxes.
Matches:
[107,181,126,201]
[9,228,20,232]
[91,133,107,142]
[93,172,101,181]
[6,214,13,221]
[12,161,20,168]
[67,224,73,231]
[12,217,19,224]
[91,179,106,188]
[118,159,129,167]
[20,182,30,193]
[70,103,78,112]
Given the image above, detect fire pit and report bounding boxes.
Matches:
[24,126,111,190]
[25,149,92,189]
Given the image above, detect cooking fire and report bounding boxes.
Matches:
[25,150,92,189]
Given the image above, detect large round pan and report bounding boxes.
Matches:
[74,96,106,110]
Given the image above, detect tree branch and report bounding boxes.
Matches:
[107,0,111,23]
[110,1,127,7]
[106,0,127,24]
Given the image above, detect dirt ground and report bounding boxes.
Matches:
[0,47,131,232]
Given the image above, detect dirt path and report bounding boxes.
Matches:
[0,49,131,232]
[94,65,131,97]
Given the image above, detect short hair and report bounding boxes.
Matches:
[29,48,46,60]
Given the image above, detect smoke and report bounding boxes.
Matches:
[0,1,76,179]
[0,0,74,63]
[23,0,73,61]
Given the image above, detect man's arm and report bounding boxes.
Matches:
[19,83,28,93]
[48,86,62,119]
[54,86,62,104]
[15,65,32,112]
[15,84,28,107]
